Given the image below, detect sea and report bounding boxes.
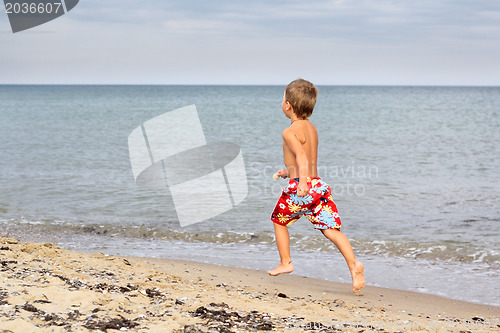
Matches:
[0,85,499,306]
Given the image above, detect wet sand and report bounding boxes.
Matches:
[0,237,498,332]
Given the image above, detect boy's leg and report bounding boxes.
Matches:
[321,229,365,292]
[268,223,294,276]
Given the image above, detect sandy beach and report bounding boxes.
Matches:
[0,237,498,333]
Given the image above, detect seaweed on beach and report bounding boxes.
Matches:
[301,321,342,332]
[9,294,150,332]
[0,288,8,305]
[189,303,274,332]
[53,272,144,296]
[19,302,39,312]
[41,312,66,326]
[83,315,140,331]
[0,260,17,269]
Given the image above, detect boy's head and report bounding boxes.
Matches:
[284,78,318,119]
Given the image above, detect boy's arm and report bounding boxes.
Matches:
[282,128,309,196]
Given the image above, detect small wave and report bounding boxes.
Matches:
[350,238,499,268]
[1,217,498,269]
[0,218,275,246]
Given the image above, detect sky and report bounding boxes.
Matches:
[1,0,499,85]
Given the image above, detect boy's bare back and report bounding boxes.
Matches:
[282,120,319,179]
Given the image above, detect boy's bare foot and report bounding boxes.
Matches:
[351,260,365,293]
[267,262,294,276]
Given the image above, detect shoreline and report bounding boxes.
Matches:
[1,237,499,332]
[4,225,498,308]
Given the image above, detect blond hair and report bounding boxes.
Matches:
[285,78,318,119]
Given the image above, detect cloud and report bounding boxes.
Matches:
[53,0,500,44]
[1,0,499,84]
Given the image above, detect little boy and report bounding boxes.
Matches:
[268,78,365,293]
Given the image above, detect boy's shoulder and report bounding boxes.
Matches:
[282,125,306,144]
[282,120,317,134]
[281,125,298,137]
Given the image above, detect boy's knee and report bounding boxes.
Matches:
[320,228,339,236]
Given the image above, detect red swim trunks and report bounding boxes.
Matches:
[271,177,341,230]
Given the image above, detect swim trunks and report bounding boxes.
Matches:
[271,177,341,230]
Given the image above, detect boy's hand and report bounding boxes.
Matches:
[297,181,309,197]
[274,169,288,179]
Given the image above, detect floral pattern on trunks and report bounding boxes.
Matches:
[271,177,341,230]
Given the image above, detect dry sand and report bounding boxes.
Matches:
[0,237,498,332]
